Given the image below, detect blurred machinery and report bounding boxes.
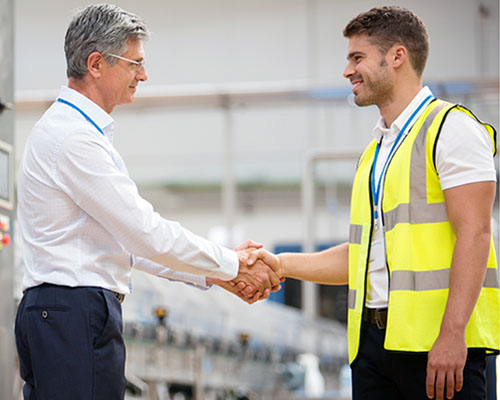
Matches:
[0,1,15,399]
[121,272,349,400]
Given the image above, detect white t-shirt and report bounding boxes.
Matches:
[366,86,497,308]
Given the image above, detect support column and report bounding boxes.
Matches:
[0,0,16,398]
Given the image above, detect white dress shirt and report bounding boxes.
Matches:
[18,86,238,294]
[366,86,497,308]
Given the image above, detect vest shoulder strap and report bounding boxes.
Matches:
[432,102,498,168]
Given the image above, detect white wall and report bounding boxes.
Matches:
[14,0,500,90]
[14,0,498,183]
[13,0,499,249]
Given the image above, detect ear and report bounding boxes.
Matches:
[390,45,407,69]
[87,51,106,78]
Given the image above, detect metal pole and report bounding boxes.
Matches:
[301,0,320,320]
[222,96,236,248]
[301,149,362,321]
[302,155,317,320]
[194,343,206,400]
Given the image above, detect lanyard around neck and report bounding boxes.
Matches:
[371,94,434,221]
[57,98,105,136]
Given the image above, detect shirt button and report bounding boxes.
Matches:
[41,310,48,319]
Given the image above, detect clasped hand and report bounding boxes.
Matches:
[210,241,283,304]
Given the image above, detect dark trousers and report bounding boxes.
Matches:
[15,283,126,400]
[352,322,487,400]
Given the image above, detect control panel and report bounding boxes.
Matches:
[0,140,13,211]
[0,213,10,251]
[0,139,13,253]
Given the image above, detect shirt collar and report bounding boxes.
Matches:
[58,86,116,141]
[372,86,433,143]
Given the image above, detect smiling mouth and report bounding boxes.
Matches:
[351,79,363,93]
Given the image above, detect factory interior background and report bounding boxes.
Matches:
[1,0,498,398]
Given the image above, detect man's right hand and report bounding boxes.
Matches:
[246,248,281,276]
[212,279,270,304]
[207,247,284,304]
[235,248,282,295]
[224,248,282,302]
[207,247,283,304]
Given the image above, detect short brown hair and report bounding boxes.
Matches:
[343,6,429,77]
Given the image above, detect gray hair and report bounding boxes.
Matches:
[65,3,150,79]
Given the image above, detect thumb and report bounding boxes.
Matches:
[246,248,266,266]
[234,239,263,252]
[247,249,280,273]
[250,249,280,273]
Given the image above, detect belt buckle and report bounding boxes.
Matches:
[114,292,125,303]
[375,309,385,330]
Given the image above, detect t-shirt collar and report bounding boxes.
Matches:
[372,86,433,143]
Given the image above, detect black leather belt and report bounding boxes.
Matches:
[113,291,125,303]
[363,308,388,329]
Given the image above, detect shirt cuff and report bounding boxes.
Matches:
[205,247,239,281]
[165,273,210,290]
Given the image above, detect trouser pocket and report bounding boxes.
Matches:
[90,289,126,400]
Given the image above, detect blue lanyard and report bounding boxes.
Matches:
[371,94,434,220]
[57,98,105,136]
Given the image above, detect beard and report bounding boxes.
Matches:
[353,63,394,108]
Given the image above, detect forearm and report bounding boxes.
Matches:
[279,242,349,285]
[438,181,495,335]
[426,226,491,399]
[132,256,210,289]
[439,230,491,334]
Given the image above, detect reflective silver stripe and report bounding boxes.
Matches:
[385,103,449,232]
[484,268,500,289]
[384,202,448,231]
[348,289,356,309]
[349,224,363,245]
[410,104,447,200]
[391,269,449,291]
[391,268,499,291]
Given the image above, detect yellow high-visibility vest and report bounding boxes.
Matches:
[347,99,499,364]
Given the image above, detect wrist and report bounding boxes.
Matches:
[205,277,217,286]
[277,254,287,277]
[439,317,467,338]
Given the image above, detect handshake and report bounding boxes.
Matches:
[207,240,283,304]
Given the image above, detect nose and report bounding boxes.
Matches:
[343,62,354,80]
[137,66,148,82]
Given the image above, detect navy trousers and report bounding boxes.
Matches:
[352,322,488,400]
[15,284,126,400]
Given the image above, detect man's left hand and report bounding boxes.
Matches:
[426,331,467,400]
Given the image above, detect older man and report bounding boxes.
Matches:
[15,4,278,399]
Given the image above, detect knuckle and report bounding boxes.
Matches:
[256,273,266,282]
[432,361,446,369]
